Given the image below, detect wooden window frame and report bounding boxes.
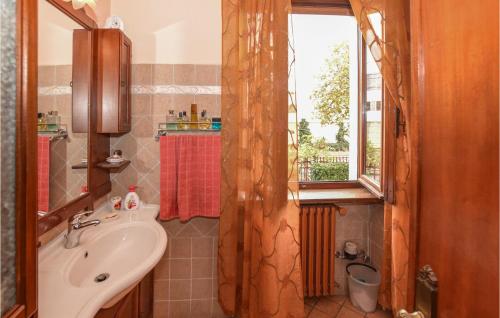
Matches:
[291,0,353,15]
[356,21,396,203]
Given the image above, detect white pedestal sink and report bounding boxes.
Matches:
[38,204,167,318]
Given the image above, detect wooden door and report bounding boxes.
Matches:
[410,0,499,317]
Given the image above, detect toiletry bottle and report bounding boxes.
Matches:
[211,117,222,130]
[182,111,189,130]
[124,185,140,211]
[190,103,198,129]
[166,110,177,130]
[200,110,211,130]
[177,112,184,130]
[37,113,46,131]
[47,111,57,131]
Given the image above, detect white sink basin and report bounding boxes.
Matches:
[39,205,167,318]
[67,223,158,288]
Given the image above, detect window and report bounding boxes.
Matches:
[359,13,384,194]
[291,12,359,184]
[291,1,390,198]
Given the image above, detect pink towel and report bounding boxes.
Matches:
[160,135,221,221]
[38,136,50,213]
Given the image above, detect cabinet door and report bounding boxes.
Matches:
[138,271,154,318]
[118,36,131,132]
[72,29,92,133]
[115,287,139,318]
[95,286,139,318]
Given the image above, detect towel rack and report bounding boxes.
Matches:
[38,127,68,142]
[154,123,220,141]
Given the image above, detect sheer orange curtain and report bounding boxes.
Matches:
[349,0,415,313]
[218,0,304,317]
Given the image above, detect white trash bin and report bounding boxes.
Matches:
[346,263,381,313]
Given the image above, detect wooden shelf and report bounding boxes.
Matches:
[96,160,131,173]
[71,163,88,170]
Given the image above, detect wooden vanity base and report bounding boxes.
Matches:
[95,271,154,318]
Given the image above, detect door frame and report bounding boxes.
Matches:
[3,0,39,317]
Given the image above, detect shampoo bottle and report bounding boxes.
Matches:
[124,185,140,210]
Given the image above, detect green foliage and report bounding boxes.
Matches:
[311,42,350,128]
[299,137,329,159]
[298,118,312,145]
[310,162,349,181]
[298,42,352,166]
[366,140,381,168]
[332,122,349,151]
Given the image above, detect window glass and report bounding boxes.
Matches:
[362,16,383,185]
[291,14,359,182]
[362,43,382,183]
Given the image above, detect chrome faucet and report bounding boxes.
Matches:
[64,211,101,249]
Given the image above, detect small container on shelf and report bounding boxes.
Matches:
[177,112,183,130]
[106,149,125,164]
[181,111,190,130]
[46,111,60,131]
[166,110,177,130]
[199,110,211,130]
[190,104,199,129]
[37,113,47,131]
[211,117,222,130]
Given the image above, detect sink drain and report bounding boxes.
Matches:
[94,273,110,283]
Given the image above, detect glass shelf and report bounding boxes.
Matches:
[155,122,221,140]
[37,127,68,141]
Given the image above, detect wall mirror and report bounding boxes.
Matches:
[37,0,97,235]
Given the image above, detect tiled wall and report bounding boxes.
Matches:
[38,65,88,211]
[334,204,384,295]
[108,64,226,318]
[154,217,226,318]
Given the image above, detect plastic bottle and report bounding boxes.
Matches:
[124,185,140,210]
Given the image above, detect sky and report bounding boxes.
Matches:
[290,14,358,143]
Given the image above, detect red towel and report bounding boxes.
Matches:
[159,135,221,221]
[38,136,50,213]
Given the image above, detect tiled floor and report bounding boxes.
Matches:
[305,295,392,318]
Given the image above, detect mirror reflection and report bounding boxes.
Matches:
[37,0,89,215]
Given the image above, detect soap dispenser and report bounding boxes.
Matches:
[124,185,140,210]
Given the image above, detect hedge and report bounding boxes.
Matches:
[310,162,349,181]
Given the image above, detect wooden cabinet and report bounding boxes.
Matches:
[96,29,132,134]
[95,271,153,318]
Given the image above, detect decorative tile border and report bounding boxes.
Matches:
[38,86,72,96]
[38,85,221,96]
[133,85,221,95]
